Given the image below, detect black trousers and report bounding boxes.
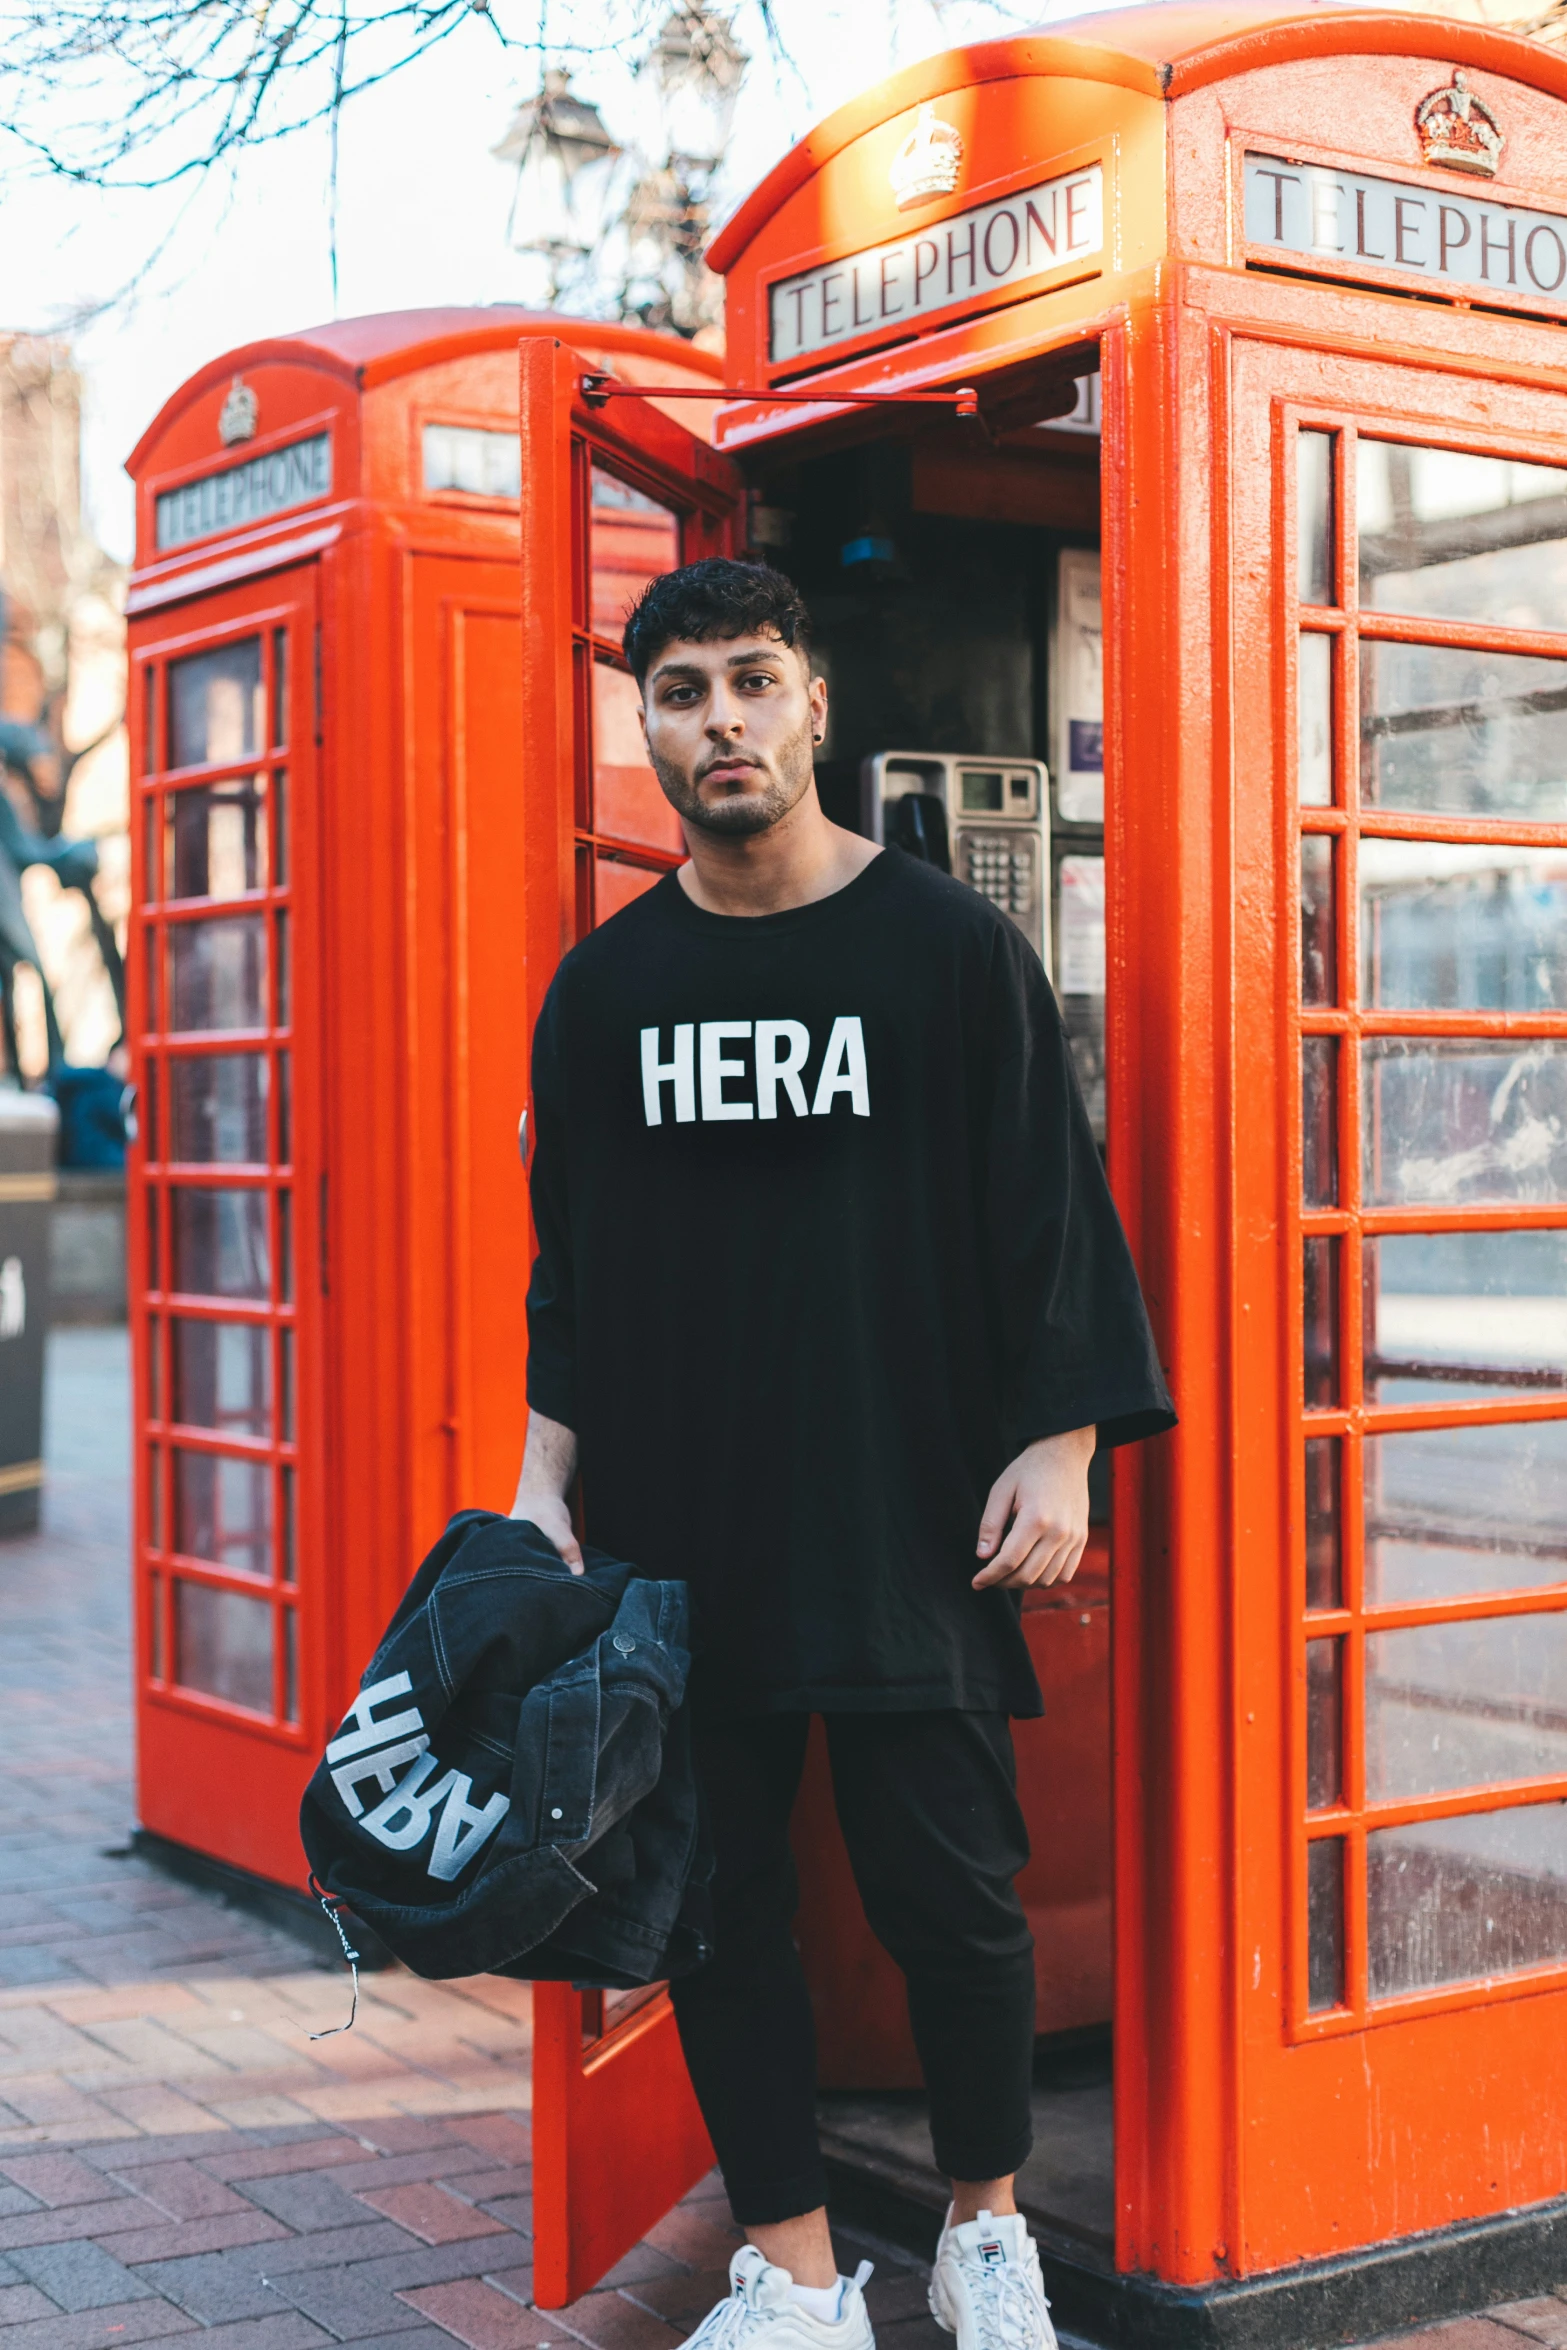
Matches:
[670,1711,1037,2225]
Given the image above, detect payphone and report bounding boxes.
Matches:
[862,748,1052,971]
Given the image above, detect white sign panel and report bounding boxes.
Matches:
[1055,549,1104,825]
[1245,152,1567,307]
[156,433,333,552]
[769,164,1103,366]
[1058,856,1106,997]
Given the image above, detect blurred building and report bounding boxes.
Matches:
[0,335,128,1081]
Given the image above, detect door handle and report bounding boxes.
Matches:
[518,1107,528,1165]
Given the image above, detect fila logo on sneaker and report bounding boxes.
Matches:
[641,1018,870,1126]
[977,2242,1006,2268]
[326,1672,509,1883]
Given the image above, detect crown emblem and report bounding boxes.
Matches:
[218,376,259,445]
[1416,72,1503,178]
[889,104,963,211]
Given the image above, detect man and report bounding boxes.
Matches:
[513,558,1173,2350]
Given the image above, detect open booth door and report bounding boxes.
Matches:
[517,338,742,2307]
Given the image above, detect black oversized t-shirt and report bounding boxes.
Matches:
[525,850,1173,1718]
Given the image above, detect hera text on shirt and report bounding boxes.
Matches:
[641,1017,870,1125]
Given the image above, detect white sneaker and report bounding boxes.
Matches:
[685,2247,876,2350]
[928,2208,1057,2350]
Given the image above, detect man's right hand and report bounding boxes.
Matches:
[510,1408,584,1573]
[511,1488,584,1573]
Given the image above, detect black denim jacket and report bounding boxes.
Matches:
[299,1511,712,1985]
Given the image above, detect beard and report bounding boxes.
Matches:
[649,716,816,838]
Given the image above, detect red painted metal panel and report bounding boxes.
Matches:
[518,335,742,2307]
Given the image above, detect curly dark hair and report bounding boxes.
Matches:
[622,557,814,686]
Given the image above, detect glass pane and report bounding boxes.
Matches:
[283,1607,299,1723]
[1359,641,1567,821]
[167,917,267,1033]
[281,1465,297,1584]
[1303,1035,1338,1206]
[147,1314,162,1422]
[1304,1236,1339,1407]
[1298,633,1333,808]
[423,422,521,499]
[149,1570,164,1680]
[275,910,290,1028]
[1365,1231,1567,1403]
[1300,835,1335,1005]
[167,1054,268,1164]
[142,797,158,903]
[280,1326,296,1443]
[145,926,159,1033]
[146,1186,161,1290]
[172,1319,272,1437]
[170,1187,270,1300]
[1367,1612,1567,1801]
[173,1449,272,1577]
[1298,431,1334,605]
[276,1051,291,1165]
[1307,1637,1343,1809]
[1359,441,1567,628]
[1366,1419,1567,1603]
[168,638,264,769]
[273,769,288,888]
[165,776,267,900]
[143,1060,160,1161]
[1306,1436,1341,1610]
[277,1190,293,1304]
[1307,1836,1345,2011]
[1359,840,1567,1010]
[173,1580,273,1714]
[1363,1039,1567,1206]
[271,629,288,750]
[148,1444,164,1548]
[592,662,684,851]
[591,466,680,641]
[1369,1800,1567,1998]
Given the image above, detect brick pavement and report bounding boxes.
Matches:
[5,1332,1565,2350]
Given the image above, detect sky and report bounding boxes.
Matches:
[0,0,1096,564]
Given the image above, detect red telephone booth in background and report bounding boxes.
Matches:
[523,5,1567,2337]
[122,311,723,1889]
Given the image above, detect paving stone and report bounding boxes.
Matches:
[0,2297,198,2350]
[204,2141,364,2185]
[245,2173,384,2234]
[110,2160,254,2221]
[0,2199,162,2253]
[242,2225,412,2278]
[445,2173,532,2209]
[546,2288,684,2350]
[0,2283,63,2321]
[442,2123,532,2171]
[316,2155,497,2197]
[7,2240,157,2310]
[349,2124,469,2160]
[593,2247,681,2294]
[0,2156,130,2210]
[96,2210,290,2266]
[638,2210,742,2272]
[478,2266,533,2308]
[179,2317,333,2350]
[397,2280,556,2350]
[355,2186,510,2247]
[348,2243,539,2297]
[132,2251,286,2322]
[0,2182,45,2215]
[332,2332,460,2350]
[1489,2302,1567,2347]
[619,2264,730,2327]
[871,2316,946,2350]
[863,2273,936,2325]
[477,2205,531,2238]
[83,2135,250,2171]
[1370,2327,1540,2350]
[268,2263,439,2341]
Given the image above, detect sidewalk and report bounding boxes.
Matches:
[3,1333,1564,2350]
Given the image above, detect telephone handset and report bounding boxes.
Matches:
[861,750,1051,974]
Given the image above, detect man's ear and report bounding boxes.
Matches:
[809,669,828,744]
[636,694,648,741]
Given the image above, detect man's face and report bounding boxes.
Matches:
[639,630,828,837]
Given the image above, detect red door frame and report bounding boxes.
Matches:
[517,336,741,2307]
[128,565,327,1884]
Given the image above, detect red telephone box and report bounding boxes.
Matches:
[523,6,1567,2337]
[122,311,723,1887]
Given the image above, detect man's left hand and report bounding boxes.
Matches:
[972,1425,1096,1590]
